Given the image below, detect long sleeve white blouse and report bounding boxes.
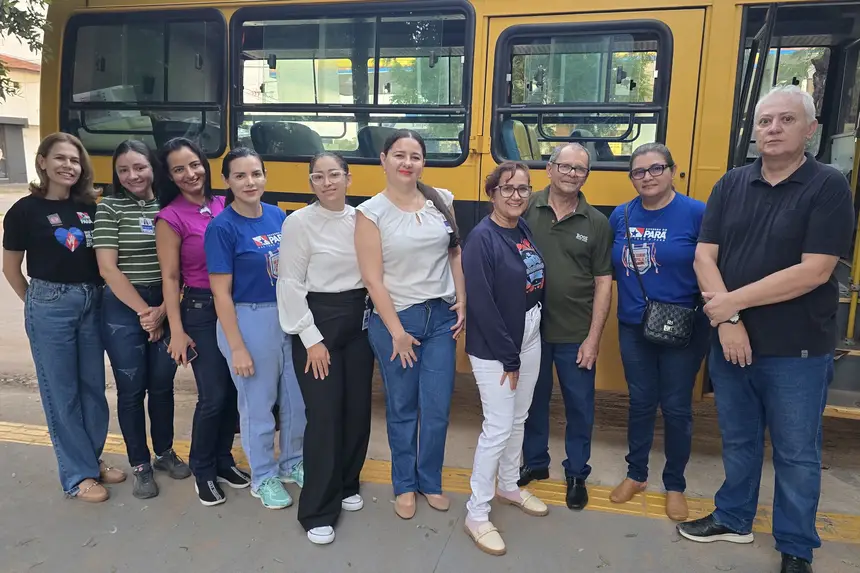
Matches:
[277,202,364,348]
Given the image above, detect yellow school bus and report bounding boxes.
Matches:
[41,0,860,418]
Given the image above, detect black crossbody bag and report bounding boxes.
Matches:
[623,201,696,348]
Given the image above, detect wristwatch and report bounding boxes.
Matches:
[724,312,741,325]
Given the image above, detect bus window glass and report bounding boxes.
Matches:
[496,28,666,166]
[64,14,225,155]
[235,9,469,163]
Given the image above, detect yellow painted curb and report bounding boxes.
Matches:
[1,421,858,544]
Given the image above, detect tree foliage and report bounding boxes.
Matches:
[0,0,49,101]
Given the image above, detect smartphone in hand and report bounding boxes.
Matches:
[162,335,198,363]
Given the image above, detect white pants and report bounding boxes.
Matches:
[466,303,542,522]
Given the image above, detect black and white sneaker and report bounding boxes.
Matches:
[195,479,226,507]
[677,513,754,544]
[217,466,251,489]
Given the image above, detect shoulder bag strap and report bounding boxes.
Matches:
[623,200,649,303]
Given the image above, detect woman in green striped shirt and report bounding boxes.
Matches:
[94,139,190,500]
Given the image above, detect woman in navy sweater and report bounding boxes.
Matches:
[462,161,549,556]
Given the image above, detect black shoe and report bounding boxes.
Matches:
[217,466,251,489]
[676,513,754,544]
[195,479,227,507]
[153,449,192,480]
[565,477,588,510]
[132,463,159,499]
[517,465,550,487]
[781,554,812,573]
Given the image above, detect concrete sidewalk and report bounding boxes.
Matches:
[2,442,859,573]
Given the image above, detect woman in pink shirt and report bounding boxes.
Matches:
[154,138,250,506]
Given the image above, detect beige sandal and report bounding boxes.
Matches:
[99,460,127,484]
[464,521,506,556]
[495,489,549,517]
[75,479,109,503]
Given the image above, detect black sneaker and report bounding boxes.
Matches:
[217,466,251,489]
[517,465,550,487]
[132,463,159,499]
[566,477,589,510]
[195,479,226,507]
[781,554,813,573]
[153,449,192,480]
[677,513,754,544]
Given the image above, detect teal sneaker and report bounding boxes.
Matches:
[251,477,292,509]
[280,461,304,488]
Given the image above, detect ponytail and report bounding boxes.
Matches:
[417,181,460,249]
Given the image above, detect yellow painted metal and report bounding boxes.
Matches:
[3,420,860,542]
[845,136,860,342]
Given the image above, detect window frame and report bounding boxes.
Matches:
[60,8,228,158]
[491,20,674,171]
[229,0,476,166]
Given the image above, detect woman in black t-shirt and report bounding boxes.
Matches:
[1,132,121,503]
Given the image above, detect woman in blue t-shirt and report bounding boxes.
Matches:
[204,148,306,511]
[607,143,709,522]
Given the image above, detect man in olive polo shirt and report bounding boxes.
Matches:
[518,143,613,510]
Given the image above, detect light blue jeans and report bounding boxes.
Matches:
[216,303,305,490]
[24,279,108,495]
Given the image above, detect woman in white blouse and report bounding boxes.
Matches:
[277,153,374,546]
[354,129,466,520]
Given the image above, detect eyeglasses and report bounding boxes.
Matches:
[552,162,589,178]
[495,184,533,198]
[630,163,671,180]
[309,170,345,185]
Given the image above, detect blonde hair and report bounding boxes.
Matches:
[30,132,98,204]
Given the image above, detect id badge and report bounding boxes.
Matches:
[442,219,454,234]
[139,217,155,235]
[362,294,372,331]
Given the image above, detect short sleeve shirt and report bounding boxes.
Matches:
[93,193,162,285]
[204,203,287,303]
[356,188,456,312]
[524,188,613,343]
[698,154,855,357]
[155,195,225,289]
[2,194,101,284]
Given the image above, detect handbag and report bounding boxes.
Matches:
[623,201,696,348]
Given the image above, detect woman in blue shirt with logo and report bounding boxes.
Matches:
[462,161,549,556]
[607,143,709,522]
[204,148,305,510]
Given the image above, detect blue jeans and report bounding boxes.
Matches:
[24,279,108,495]
[216,303,305,490]
[618,316,709,492]
[709,341,832,563]
[367,299,456,496]
[101,284,178,467]
[184,288,239,482]
[522,342,596,479]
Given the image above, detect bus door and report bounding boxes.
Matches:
[481,9,706,392]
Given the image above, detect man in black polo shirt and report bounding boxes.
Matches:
[518,143,613,511]
[678,86,854,573]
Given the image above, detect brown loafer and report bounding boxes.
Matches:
[75,478,109,503]
[609,478,646,503]
[665,491,689,521]
[99,460,127,484]
[421,492,450,512]
[394,492,416,519]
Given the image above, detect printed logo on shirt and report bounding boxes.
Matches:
[516,238,545,292]
[576,233,589,243]
[54,227,85,252]
[622,243,661,275]
[628,227,667,242]
[84,230,93,248]
[76,212,93,225]
[265,250,280,284]
[252,232,282,248]
[46,213,62,226]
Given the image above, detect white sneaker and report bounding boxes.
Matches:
[342,494,364,511]
[308,526,335,545]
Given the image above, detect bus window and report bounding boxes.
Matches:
[61,10,226,155]
[493,23,670,168]
[233,5,472,164]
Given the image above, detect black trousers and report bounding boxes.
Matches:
[293,289,374,531]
